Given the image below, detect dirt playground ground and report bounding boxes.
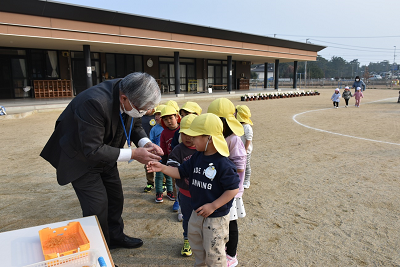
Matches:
[1,88,399,266]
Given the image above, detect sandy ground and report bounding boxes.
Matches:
[1,88,400,266]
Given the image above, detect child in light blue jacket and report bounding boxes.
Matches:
[331,88,341,108]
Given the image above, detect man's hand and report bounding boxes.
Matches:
[144,142,164,156]
[131,147,161,164]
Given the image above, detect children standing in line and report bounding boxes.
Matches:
[156,105,180,203]
[342,86,352,108]
[167,114,198,257]
[331,88,341,108]
[236,105,253,189]
[354,87,364,107]
[208,98,246,267]
[147,113,240,266]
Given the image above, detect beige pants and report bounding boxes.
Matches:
[188,211,230,267]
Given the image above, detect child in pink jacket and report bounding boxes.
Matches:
[354,87,364,107]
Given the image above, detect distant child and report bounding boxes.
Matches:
[167,114,198,257]
[208,98,246,267]
[236,105,253,189]
[342,86,352,108]
[146,105,165,194]
[147,113,240,266]
[156,105,180,203]
[352,76,366,92]
[141,108,157,192]
[171,101,202,150]
[354,87,364,107]
[331,88,341,108]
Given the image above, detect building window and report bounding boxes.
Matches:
[30,50,59,79]
[105,54,143,79]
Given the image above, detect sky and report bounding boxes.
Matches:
[58,0,399,67]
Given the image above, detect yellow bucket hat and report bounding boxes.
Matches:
[179,114,198,133]
[160,105,177,117]
[153,104,166,114]
[207,98,244,136]
[180,101,202,115]
[183,113,229,157]
[236,105,253,125]
[166,100,180,112]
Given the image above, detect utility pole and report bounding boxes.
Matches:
[392,46,396,87]
[305,39,309,88]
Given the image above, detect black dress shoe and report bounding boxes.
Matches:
[110,235,143,249]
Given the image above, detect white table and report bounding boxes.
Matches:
[0,216,114,267]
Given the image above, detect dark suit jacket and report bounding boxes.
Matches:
[40,79,147,185]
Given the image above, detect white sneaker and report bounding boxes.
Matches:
[178,213,183,222]
[345,105,348,108]
[227,254,238,267]
[243,181,250,189]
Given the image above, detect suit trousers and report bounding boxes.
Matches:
[72,163,124,245]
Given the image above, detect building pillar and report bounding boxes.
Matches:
[174,52,180,94]
[264,63,268,89]
[227,56,232,92]
[293,61,298,89]
[274,59,279,90]
[83,45,92,89]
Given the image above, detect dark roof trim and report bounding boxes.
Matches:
[1,0,325,52]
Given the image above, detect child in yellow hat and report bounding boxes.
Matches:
[156,105,180,204]
[143,105,165,193]
[236,105,253,189]
[208,98,246,267]
[147,113,240,266]
[166,114,197,256]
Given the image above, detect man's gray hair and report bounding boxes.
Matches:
[120,72,161,110]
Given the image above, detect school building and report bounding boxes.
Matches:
[0,0,325,99]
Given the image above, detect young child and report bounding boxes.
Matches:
[147,113,240,266]
[163,100,182,211]
[208,98,246,267]
[167,114,198,257]
[236,105,253,189]
[169,101,202,219]
[148,105,165,195]
[141,108,157,192]
[342,86,352,108]
[331,88,341,108]
[171,101,202,150]
[354,87,364,107]
[156,105,180,203]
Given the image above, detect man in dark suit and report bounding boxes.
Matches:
[40,72,163,249]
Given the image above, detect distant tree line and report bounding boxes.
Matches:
[260,56,397,79]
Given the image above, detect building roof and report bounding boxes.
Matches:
[1,0,325,53]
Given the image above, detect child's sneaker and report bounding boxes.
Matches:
[143,184,154,193]
[226,254,238,267]
[166,191,175,201]
[181,239,192,256]
[177,213,183,222]
[155,193,163,203]
[243,181,250,189]
[173,200,179,212]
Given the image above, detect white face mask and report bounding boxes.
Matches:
[123,98,147,118]
[356,79,360,82]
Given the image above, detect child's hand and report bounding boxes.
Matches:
[195,203,217,218]
[146,161,162,173]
